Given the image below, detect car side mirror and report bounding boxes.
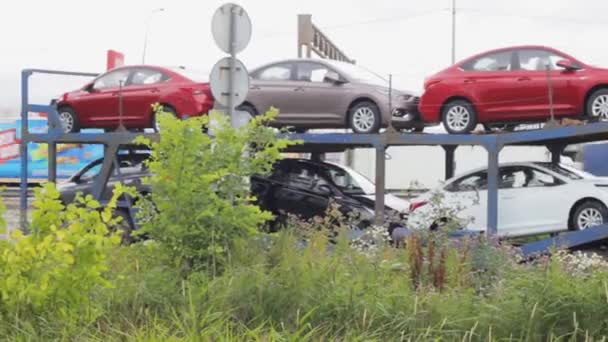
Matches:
[556,59,580,71]
[84,83,96,92]
[324,71,345,84]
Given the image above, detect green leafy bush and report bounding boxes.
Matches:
[0,183,127,327]
[135,109,295,276]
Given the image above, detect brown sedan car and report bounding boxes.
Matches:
[237,59,421,133]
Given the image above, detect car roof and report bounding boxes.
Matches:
[250,58,350,73]
[455,45,582,67]
[101,65,195,82]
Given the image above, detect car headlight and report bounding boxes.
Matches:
[399,94,413,101]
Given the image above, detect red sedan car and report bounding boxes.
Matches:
[419,46,608,134]
[55,66,213,132]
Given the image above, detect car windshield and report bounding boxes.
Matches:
[74,155,150,183]
[324,60,387,86]
[534,162,583,180]
[325,163,376,195]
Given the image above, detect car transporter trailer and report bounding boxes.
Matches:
[19,68,608,258]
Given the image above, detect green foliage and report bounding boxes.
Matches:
[134,108,296,276]
[0,183,126,326]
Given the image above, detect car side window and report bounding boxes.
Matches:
[284,164,314,190]
[130,68,167,85]
[254,63,293,81]
[498,166,562,189]
[295,62,333,83]
[446,172,488,192]
[93,69,131,90]
[518,49,568,71]
[461,51,514,72]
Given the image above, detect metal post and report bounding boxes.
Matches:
[546,64,556,123]
[387,74,394,132]
[118,80,124,131]
[92,144,119,200]
[142,8,164,64]
[486,144,501,236]
[451,0,456,64]
[374,145,386,226]
[227,4,237,126]
[442,145,457,180]
[20,70,31,230]
[48,143,57,183]
[548,144,565,164]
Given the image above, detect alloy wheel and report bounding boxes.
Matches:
[59,111,74,133]
[352,107,376,132]
[591,95,608,121]
[577,207,604,229]
[445,105,471,132]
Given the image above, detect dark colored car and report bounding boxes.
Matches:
[239,59,419,133]
[419,45,608,134]
[55,66,213,133]
[58,155,403,231]
[57,151,151,206]
[251,159,405,230]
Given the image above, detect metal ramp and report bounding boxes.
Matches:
[519,224,608,258]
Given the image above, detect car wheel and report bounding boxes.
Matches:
[349,101,381,134]
[153,105,177,132]
[441,100,477,134]
[586,89,608,121]
[58,107,79,133]
[571,200,608,231]
[237,104,257,118]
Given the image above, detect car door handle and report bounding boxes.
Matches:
[294,87,305,92]
[249,85,261,90]
[463,79,476,84]
[517,77,531,81]
[150,88,160,93]
[501,195,515,200]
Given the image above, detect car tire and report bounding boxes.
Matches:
[570,200,608,231]
[153,105,177,132]
[349,101,381,134]
[441,100,477,134]
[586,88,608,122]
[237,104,257,118]
[57,107,79,133]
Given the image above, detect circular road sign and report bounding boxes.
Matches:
[209,57,250,107]
[211,3,252,54]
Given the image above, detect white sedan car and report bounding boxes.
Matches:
[408,162,608,237]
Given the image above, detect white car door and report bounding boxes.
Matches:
[497,166,570,236]
[441,171,488,231]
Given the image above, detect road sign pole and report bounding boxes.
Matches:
[228,5,237,127]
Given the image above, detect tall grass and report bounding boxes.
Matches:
[1,231,608,340]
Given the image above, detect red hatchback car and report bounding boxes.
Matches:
[419,46,608,134]
[55,66,213,132]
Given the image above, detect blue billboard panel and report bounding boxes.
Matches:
[0,118,103,179]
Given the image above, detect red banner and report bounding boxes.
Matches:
[0,129,19,162]
[106,50,125,70]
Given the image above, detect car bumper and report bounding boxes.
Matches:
[390,96,426,129]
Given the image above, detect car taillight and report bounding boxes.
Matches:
[409,201,428,212]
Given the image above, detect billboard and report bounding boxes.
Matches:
[0,115,103,180]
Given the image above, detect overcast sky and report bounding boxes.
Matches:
[2,0,607,116]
